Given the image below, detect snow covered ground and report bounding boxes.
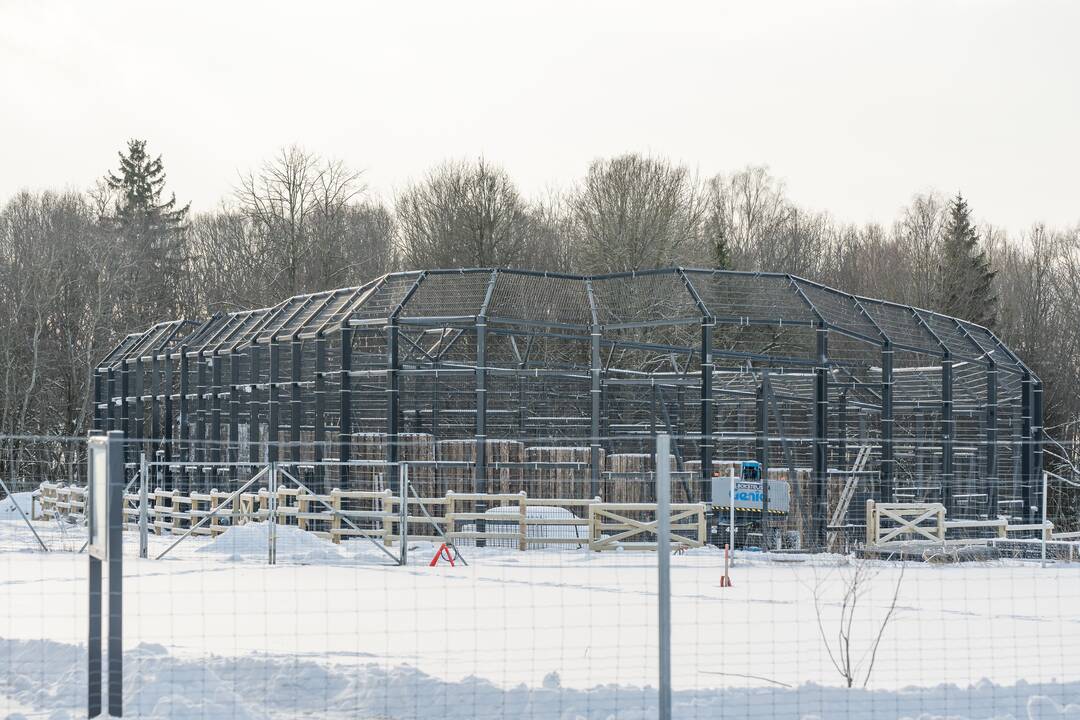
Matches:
[0,497,1078,719]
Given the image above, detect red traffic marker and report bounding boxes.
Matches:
[720,543,733,587]
[429,543,455,567]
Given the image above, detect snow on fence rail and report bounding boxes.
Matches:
[33,481,704,552]
[34,483,86,521]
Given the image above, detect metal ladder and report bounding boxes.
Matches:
[827,445,872,549]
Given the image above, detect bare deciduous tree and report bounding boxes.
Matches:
[812,559,905,688]
[892,192,947,309]
[185,146,393,315]
[706,166,791,270]
[570,154,706,273]
[704,166,835,277]
[234,146,375,297]
[396,158,537,269]
[188,208,265,311]
[0,191,121,436]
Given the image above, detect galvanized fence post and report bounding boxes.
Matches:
[399,463,409,566]
[87,430,124,718]
[268,461,277,566]
[139,452,148,559]
[1042,470,1048,568]
[656,433,672,720]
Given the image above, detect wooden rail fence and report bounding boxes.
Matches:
[34,482,706,552]
[37,485,1060,553]
[866,500,1055,546]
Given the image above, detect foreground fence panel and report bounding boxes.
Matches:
[3,433,1080,720]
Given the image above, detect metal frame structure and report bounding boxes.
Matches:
[94,268,1045,545]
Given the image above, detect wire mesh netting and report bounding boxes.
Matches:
[94,269,1046,528]
[1,431,1078,719]
[2,268,1069,717]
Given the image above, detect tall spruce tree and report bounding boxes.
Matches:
[104,139,190,326]
[938,193,995,327]
[711,224,733,270]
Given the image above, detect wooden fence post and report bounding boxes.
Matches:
[209,490,219,535]
[696,504,706,546]
[330,489,341,544]
[518,491,527,551]
[384,496,395,547]
[297,489,308,532]
[445,492,455,545]
[865,499,875,545]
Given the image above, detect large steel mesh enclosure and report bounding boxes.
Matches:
[92,268,1045,548]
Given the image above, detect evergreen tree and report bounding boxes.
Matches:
[938,193,995,327]
[712,226,733,270]
[104,139,190,326]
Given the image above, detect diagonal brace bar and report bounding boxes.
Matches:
[276,467,401,565]
[156,466,269,560]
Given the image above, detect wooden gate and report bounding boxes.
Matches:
[588,502,707,551]
[866,501,945,545]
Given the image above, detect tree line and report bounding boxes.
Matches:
[2,140,1077,451]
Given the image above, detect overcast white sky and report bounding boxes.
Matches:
[1,0,1077,233]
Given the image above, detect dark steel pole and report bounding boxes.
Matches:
[268,343,280,463]
[133,358,144,444]
[1033,379,1044,522]
[474,318,488,546]
[248,344,261,464]
[813,324,829,548]
[106,432,123,718]
[178,351,189,464]
[163,354,174,479]
[93,370,104,432]
[590,321,602,497]
[941,356,954,515]
[700,321,714,481]
[119,364,130,441]
[475,318,488,493]
[386,322,400,493]
[339,328,353,486]
[314,337,327,490]
[211,356,222,468]
[291,339,302,465]
[1021,373,1033,520]
[88,551,102,717]
[196,355,208,480]
[880,341,894,501]
[150,354,161,446]
[985,363,998,516]
[229,352,240,468]
[106,368,116,432]
[756,370,771,548]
